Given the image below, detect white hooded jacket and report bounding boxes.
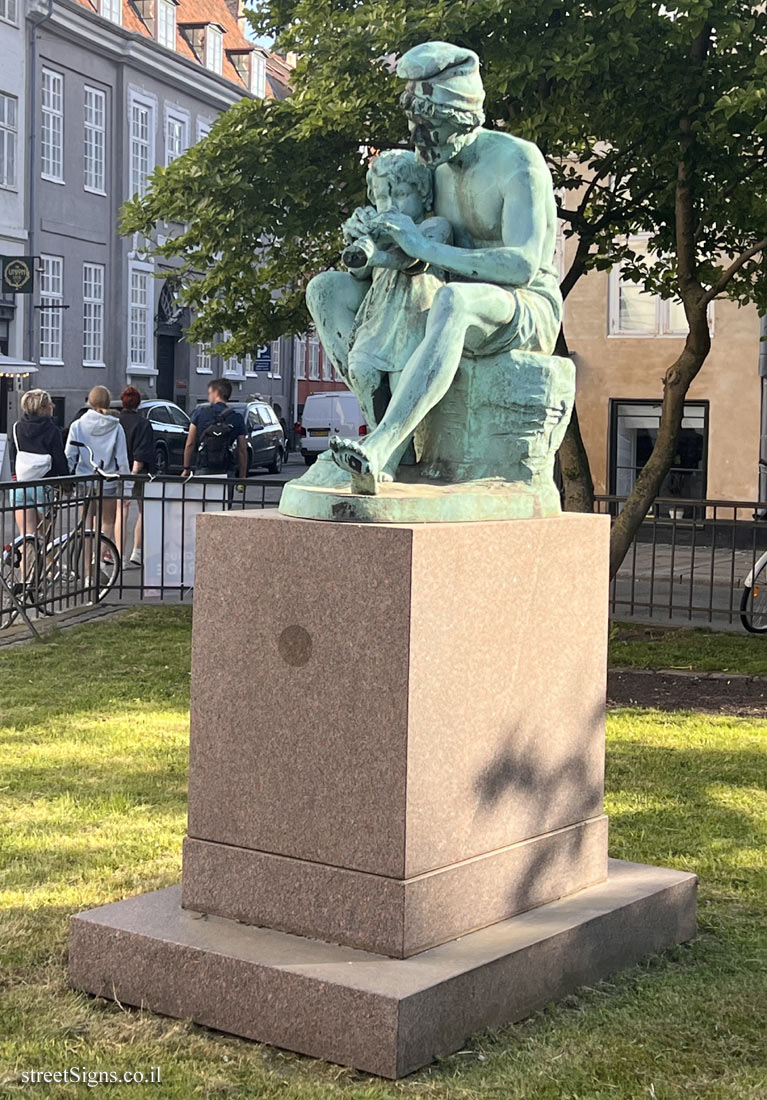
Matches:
[66,409,130,477]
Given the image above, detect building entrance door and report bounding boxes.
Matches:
[157,335,176,400]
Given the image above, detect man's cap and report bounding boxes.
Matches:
[397,42,484,115]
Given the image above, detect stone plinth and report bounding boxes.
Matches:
[183,511,609,955]
[68,511,698,1076]
[70,861,697,1080]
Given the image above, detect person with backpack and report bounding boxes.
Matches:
[9,388,69,541]
[182,379,248,481]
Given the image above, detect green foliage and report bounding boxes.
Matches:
[122,0,767,352]
[610,624,767,675]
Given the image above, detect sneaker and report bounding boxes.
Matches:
[129,551,142,566]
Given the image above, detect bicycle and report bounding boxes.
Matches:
[1,442,121,629]
[740,548,767,633]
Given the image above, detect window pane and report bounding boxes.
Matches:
[40,256,64,361]
[83,87,106,192]
[617,282,656,334]
[83,263,104,363]
[611,401,707,501]
[41,69,63,181]
[665,297,687,334]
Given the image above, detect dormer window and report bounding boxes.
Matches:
[157,0,176,49]
[250,51,266,97]
[205,25,223,74]
[100,0,121,24]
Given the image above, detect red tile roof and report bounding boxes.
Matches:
[73,0,293,95]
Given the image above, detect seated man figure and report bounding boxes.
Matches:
[307,41,563,495]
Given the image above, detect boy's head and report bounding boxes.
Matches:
[208,378,232,403]
[366,150,433,221]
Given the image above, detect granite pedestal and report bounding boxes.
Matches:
[68,512,697,1076]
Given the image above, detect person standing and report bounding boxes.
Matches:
[115,386,155,567]
[182,378,248,480]
[9,388,69,541]
[65,386,130,547]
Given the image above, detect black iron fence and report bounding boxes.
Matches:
[3,477,767,637]
[597,495,767,627]
[0,472,282,637]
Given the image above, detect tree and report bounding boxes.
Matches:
[123,0,767,574]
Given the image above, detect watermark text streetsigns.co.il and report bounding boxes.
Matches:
[20,1067,161,1087]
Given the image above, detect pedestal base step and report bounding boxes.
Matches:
[69,859,696,1079]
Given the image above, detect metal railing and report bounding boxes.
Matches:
[597,495,767,626]
[4,478,766,636]
[0,472,282,636]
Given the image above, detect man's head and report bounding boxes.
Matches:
[397,42,485,167]
[366,149,433,220]
[208,378,232,403]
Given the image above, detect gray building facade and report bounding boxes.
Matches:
[26,0,292,424]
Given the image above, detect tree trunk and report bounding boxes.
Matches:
[555,325,594,513]
[608,323,710,578]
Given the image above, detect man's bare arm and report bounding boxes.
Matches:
[182,423,197,472]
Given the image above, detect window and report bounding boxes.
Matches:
[83,86,106,193]
[224,352,242,377]
[196,343,212,373]
[129,268,150,367]
[250,52,266,97]
[294,335,306,380]
[196,118,212,142]
[308,333,320,380]
[0,0,17,24]
[609,236,700,337]
[157,0,176,48]
[129,99,153,198]
[39,255,64,362]
[271,339,281,378]
[41,68,63,182]
[609,400,708,506]
[321,346,332,381]
[82,263,105,364]
[165,112,187,165]
[205,25,223,74]
[100,0,121,23]
[0,92,16,188]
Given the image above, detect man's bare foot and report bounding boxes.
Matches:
[329,436,392,495]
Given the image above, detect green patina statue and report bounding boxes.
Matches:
[279,41,575,524]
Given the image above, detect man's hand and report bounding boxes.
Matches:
[370,212,422,256]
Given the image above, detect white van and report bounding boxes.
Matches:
[299,391,367,464]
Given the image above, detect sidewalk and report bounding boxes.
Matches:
[617,543,758,588]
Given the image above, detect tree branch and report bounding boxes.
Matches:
[702,238,767,304]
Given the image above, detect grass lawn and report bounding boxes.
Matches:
[609,624,767,676]
[1,607,766,1099]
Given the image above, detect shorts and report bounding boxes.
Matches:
[100,479,120,500]
[10,484,51,508]
[460,278,562,360]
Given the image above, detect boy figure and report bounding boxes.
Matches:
[329,149,451,486]
[182,378,248,480]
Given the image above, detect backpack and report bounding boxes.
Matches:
[13,422,53,481]
[197,408,236,473]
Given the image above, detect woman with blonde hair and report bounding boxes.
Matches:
[65,385,129,546]
[10,388,68,540]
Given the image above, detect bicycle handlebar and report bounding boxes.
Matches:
[70,440,121,479]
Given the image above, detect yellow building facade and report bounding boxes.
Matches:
[563,244,762,504]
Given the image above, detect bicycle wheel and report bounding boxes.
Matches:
[0,535,44,627]
[69,531,121,603]
[740,556,767,632]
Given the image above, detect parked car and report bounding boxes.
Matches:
[299,392,366,465]
[138,400,190,474]
[227,401,284,474]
